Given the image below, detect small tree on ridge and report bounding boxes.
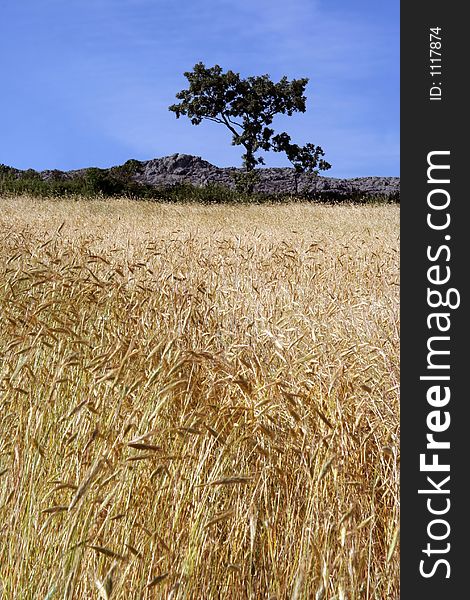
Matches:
[169,62,331,193]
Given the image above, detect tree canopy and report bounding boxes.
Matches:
[169,63,331,190]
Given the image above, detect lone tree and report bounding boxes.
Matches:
[169,63,331,193]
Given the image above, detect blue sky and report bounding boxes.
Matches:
[0,0,399,178]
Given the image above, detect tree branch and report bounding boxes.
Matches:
[205,117,225,125]
[226,116,244,130]
[220,113,243,138]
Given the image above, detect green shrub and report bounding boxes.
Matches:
[0,164,399,203]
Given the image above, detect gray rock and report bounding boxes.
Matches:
[132,154,399,199]
[8,154,399,199]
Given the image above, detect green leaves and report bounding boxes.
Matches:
[272,133,331,174]
[169,63,330,184]
[271,133,331,193]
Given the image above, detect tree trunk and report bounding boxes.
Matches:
[242,145,257,194]
[294,172,299,196]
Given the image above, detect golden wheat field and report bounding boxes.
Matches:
[0,196,399,599]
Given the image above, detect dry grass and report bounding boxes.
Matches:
[0,196,399,599]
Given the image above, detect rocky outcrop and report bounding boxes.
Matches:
[6,154,400,199]
[133,154,399,199]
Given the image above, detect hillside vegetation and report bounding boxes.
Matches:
[0,197,399,599]
[0,155,400,202]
